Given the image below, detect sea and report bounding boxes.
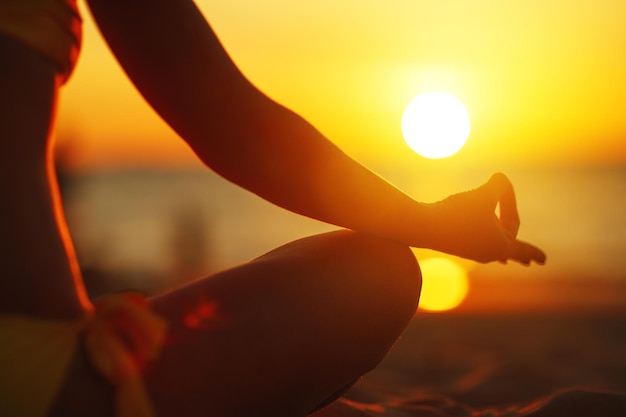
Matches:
[58,165,626,295]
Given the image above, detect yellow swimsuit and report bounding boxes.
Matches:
[0,0,82,82]
[0,293,168,417]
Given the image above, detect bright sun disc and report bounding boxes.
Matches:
[401,92,470,159]
[418,257,469,312]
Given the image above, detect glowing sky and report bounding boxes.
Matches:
[57,0,626,170]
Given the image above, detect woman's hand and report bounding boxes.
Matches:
[425,173,546,265]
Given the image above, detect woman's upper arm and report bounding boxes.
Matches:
[85,0,255,150]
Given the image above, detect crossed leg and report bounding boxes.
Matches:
[51,231,421,416]
[149,231,421,416]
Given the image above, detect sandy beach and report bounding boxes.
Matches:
[313,310,626,416]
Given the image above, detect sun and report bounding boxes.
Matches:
[401,92,470,159]
[418,257,469,312]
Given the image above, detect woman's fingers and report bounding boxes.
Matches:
[507,240,547,265]
[486,173,520,237]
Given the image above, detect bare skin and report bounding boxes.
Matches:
[0,33,88,320]
[0,1,545,416]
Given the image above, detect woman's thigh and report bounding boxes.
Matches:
[147,230,421,417]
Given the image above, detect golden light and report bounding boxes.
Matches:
[418,257,469,312]
[401,92,470,159]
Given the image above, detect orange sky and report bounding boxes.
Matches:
[56,0,626,171]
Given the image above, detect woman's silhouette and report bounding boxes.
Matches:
[0,1,544,416]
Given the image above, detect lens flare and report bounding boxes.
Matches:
[418,257,469,312]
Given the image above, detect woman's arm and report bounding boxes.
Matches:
[85,0,545,265]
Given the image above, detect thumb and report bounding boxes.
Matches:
[508,239,547,265]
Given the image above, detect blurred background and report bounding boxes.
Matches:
[56,0,625,311]
[53,0,625,409]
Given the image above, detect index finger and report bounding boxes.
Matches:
[488,173,520,237]
[508,239,547,265]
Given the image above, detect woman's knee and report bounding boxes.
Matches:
[256,230,422,404]
[320,230,421,308]
[276,230,422,368]
[332,231,421,350]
